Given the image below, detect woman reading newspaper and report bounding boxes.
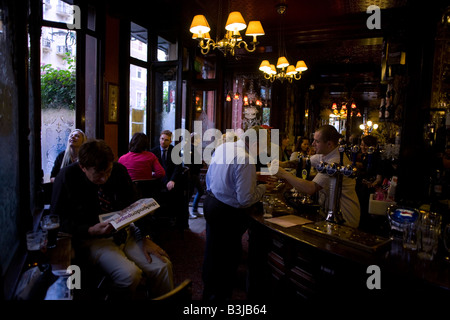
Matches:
[51,139,173,299]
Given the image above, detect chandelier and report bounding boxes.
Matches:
[190,11,265,57]
[330,102,361,118]
[360,120,379,135]
[259,4,307,83]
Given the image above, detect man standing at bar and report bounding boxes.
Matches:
[51,139,173,299]
[274,125,360,228]
[202,126,269,300]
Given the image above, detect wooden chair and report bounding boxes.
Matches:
[152,279,192,302]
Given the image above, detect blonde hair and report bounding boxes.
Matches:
[60,129,87,169]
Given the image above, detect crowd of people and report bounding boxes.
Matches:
[47,124,396,300]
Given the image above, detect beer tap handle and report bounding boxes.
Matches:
[351,145,360,166]
[316,161,326,173]
[338,142,346,166]
[326,163,339,176]
[296,155,303,178]
[304,156,311,180]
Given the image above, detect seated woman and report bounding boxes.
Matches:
[50,128,87,182]
[118,132,165,199]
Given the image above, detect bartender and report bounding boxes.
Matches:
[272,125,360,228]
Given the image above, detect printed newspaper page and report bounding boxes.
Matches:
[98,198,160,230]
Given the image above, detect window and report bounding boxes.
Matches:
[40,25,77,182]
[129,64,147,138]
[157,36,177,61]
[129,22,149,141]
[154,72,177,135]
[40,2,100,182]
[130,22,147,62]
[194,55,216,79]
[43,0,74,24]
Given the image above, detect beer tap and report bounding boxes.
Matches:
[338,139,346,166]
[295,154,303,178]
[304,156,311,180]
[301,156,313,204]
[315,144,357,225]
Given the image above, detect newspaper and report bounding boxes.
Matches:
[98,198,160,231]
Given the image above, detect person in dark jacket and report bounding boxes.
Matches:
[51,139,173,299]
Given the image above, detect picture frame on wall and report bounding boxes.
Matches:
[107,83,119,123]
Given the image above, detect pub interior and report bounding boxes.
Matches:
[1,0,450,309]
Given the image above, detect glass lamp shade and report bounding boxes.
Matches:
[225,11,247,32]
[190,15,211,35]
[276,56,289,68]
[245,21,265,36]
[295,60,308,72]
[259,60,271,73]
[286,65,297,75]
[269,64,277,74]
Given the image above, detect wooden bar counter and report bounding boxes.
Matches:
[247,196,450,302]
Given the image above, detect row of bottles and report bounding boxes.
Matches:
[378,84,396,122]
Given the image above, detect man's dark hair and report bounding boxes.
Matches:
[316,125,341,145]
[160,130,172,138]
[78,139,114,171]
[129,132,149,153]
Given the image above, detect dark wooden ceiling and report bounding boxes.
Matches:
[120,0,448,110]
[177,0,414,108]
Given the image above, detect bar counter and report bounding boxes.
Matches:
[247,195,450,302]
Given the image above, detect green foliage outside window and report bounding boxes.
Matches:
[41,53,76,110]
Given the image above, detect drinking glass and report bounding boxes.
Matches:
[41,215,60,248]
[262,195,274,218]
[402,221,417,250]
[26,230,48,266]
[417,211,442,261]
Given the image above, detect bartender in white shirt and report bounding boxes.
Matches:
[274,125,360,228]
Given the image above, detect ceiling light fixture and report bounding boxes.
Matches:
[259,4,307,83]
[190,10,265,57]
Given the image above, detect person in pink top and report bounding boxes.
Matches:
[119,132,165,181]
[119,133,166,202]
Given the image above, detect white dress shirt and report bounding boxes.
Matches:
[206,140,266,208]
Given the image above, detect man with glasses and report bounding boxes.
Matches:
[51,139,173,299]
[274,125,360,228]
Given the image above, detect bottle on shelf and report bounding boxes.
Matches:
[379,97,386,122]
[384,94,393,122]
